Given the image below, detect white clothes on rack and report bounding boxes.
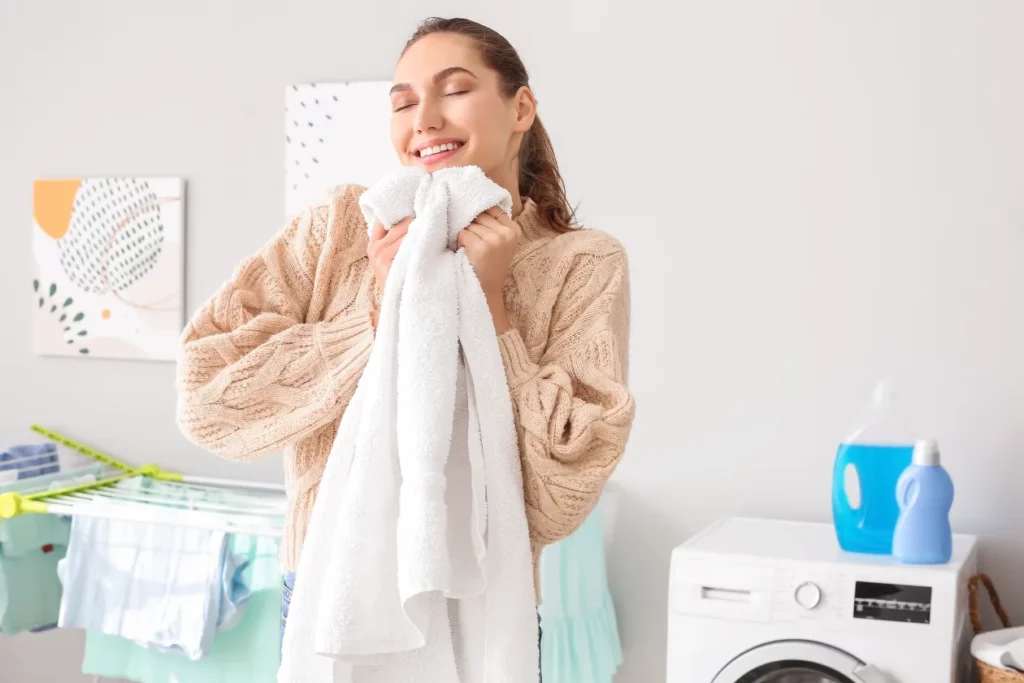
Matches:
[1,427,288,667]
[57,515,251,660]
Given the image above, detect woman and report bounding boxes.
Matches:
[176,17,635,646]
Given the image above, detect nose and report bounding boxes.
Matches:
[414,94,443,134]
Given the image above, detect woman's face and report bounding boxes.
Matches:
[390,33,532,181]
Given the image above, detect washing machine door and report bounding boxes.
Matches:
[712,640,890,683]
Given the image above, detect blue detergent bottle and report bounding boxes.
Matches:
[892,439,954,564]
[832,383,915,554]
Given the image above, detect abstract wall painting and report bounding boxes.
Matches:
[32,178,185,361]
[285,81,396,218]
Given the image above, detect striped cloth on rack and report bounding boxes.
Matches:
[0,443,59,482]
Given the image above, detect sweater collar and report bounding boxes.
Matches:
[513,197,550,244]
[510,197,556,267]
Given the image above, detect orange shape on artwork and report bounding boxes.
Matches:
[34,179,82,239]
[101,309,111,320]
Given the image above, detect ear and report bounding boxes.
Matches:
[511,86,537,134]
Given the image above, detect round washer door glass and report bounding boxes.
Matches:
[736,660,853,683]
[713,641,887,683]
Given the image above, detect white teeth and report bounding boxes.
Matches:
[419,142,461,158]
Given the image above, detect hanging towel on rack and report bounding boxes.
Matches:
[57,516,250,660]
[280,166,538,683]
[0,513,70,634]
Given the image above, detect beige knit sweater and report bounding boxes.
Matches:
[176,184,635,584]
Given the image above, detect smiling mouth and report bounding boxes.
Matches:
[416,141,464,158]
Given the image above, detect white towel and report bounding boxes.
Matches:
[279,166,538,683]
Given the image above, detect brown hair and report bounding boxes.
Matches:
[404,17,577,233]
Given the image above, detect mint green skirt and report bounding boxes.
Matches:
[539,500,622,682]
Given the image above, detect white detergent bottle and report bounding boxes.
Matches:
[892,439,954,564]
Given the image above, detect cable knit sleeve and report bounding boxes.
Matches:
[497,244,635,549]
[176,191,374,461]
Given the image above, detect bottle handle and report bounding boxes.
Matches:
[835,457,867,525]
[896,475,915,509]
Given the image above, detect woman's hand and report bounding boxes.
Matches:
[457,208,521,334]
[367,217,412,328]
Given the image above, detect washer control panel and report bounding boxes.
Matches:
[771,568,851,623]
[672,557,937,628]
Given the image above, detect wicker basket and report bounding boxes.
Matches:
[969,573,1024,683]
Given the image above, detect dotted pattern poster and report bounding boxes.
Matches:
[32,178,185,361]
[285,82,397,218]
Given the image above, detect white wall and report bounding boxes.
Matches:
[2,1,1023,681]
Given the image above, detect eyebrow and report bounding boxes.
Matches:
[389,67,478,96]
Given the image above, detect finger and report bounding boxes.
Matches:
[369,219,411,257]
[380,238,404,262]
[491,212,520,233]
[370,220,387,243]
[473,213,506,231]
[483,208,518,235]
[473,213,515,237]
[463,222,502,244]
[379,220,410,248]
[458,228,485,252]
[468,219,514,247]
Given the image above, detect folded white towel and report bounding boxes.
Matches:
[972,627,1024,672]
[279,166,538,683]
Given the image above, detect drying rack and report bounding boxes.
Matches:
[0,425,286,538]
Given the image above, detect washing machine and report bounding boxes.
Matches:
[667,517,978,682]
